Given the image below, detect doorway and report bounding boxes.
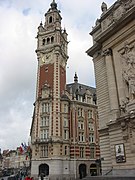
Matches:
[39,163,49,177]
[90,163,97,176]
[79,164,87,179]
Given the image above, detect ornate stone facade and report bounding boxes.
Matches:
[87,0,135,176]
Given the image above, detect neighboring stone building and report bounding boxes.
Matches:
[87,0,135,176]
[30,1,100,179]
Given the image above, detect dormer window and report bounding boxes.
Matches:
[49,16,52,23]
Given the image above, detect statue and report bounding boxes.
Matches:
[101,2,107,13]
[121,42,135,101]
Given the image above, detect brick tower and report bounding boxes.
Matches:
[30,1,100,179]
[30,1,69,179]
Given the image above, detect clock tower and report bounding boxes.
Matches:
[30,1,69,179]
[30,1,100,179]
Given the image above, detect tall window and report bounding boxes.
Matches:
[64,118,68,127]
[49,16,52,23]
[78,108,83,117]
[51,36,54,43]
[64,130,68,140]
[77,95,83,102]
[80,147,84,158]
[41,116,49,126]
[90,146,95,159]
[42,103,50,113]
[41,129,49,139]
[79,132,84,142]
[41,145,48,157]
[64,104,68,113]
[65,146,67,155]
[88,120,94,131]
[89,133,94,143]
[88,110,92,118]
[78,121,84,129]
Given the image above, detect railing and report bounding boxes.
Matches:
[103,167,113,176]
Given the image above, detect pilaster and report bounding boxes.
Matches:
[103,48,119,121]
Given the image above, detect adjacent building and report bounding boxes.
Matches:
[1,148,30,176]
[30,1,100,179]
[87,0,135,176]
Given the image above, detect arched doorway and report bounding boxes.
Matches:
[39,164,49,177]
[79,164,87,179]
[90,163,97,176]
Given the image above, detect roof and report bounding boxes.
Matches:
[66,82,96,96]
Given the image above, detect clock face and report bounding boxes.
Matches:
[41,53,52,64]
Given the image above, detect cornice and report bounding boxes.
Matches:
[95,7,135,44]
[87,6,135,57]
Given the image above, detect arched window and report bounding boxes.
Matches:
[49,16,52,23]
[51,36,54,43]
[47,38,50,44]
[42,39,45,45]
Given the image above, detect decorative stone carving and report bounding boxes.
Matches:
[102,48,112,56]
[119,98,129,115]
[120,113,135,152]
[41,84,52,98]
[121,42,135,101]
[120,0,134,11]
[101,0,134,31]
[101,2,107,14]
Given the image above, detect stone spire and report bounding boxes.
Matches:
[50,0,57,10]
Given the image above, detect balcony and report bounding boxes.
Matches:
[33,138,52,144]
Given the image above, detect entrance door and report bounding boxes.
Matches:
[90,163,97,176]
[39,164,49,177]
[79,164,86,179]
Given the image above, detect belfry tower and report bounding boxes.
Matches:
[30,1,69,179]
[30,1,100,179]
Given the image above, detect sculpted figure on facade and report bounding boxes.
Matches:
[101,2,107,14]
[121,42,135,101]
[119,98,129,115]
[120,116,135,152]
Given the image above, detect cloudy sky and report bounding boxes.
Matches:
[0,0,115,151]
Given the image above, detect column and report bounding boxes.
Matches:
[103,48,119,120]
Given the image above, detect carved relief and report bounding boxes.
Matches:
[41,84,52,99]
[120,0,135,11]
[120,113,135,153]
[121,42,135,101]
[102,48,112,56]
[119,98,129,115]
[101,0,134,31]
